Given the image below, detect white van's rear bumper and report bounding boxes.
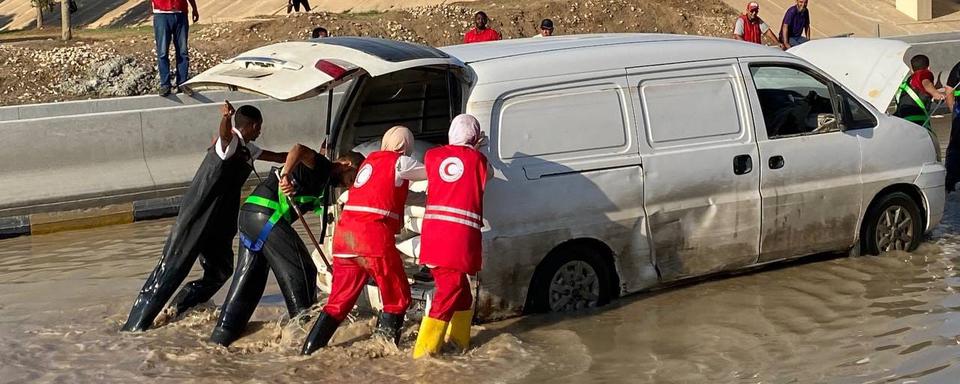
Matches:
[915,162,946,232]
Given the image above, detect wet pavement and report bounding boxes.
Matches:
[3,122,960,383]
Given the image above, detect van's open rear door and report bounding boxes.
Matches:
[183,37,466,101]
[788,38,910,111]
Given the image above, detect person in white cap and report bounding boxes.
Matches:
[734,2,783,48]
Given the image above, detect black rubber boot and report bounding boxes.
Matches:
[301,312,341,355]
[372,312,405,346]
[209,327,241,347]
[120,299,156,332]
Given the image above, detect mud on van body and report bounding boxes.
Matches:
[185,35,945,321]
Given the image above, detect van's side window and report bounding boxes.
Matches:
[498,84,628,160]
[750,66,839,138]
[640,73,744,147]
[837,87,878,130]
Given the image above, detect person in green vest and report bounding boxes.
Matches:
[209,144,363,347]
[894,54,945,129]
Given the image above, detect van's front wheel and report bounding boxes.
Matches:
[862,192,923,255]
[526,244,613,313]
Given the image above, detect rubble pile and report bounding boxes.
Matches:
[0,0,737,106]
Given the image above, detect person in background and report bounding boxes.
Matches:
[780,0,810,49]
[733,2,783,48]
[152,0,199,97]
[288,0,311,13]
[121,101,287,333]
[311,27,328,38]
[533,18,554,38]
[894,54,945,128]
[464,11,501,44]
[301,126,427,355]
[943,60,960,192]
[413,114,490,358]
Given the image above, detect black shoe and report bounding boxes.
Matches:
[209,327,240,347]
[179,85,194,97]
[301,312,341,355]
[372,312,404,346]
[159,86,171,97]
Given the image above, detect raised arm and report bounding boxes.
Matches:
[218,100,235,152]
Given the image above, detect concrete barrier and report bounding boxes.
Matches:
[0,92,261,122]
[0,90,345,235]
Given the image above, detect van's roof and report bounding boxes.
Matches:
[441,33,785,63]
[440,33,790,83]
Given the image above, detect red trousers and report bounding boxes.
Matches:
[323,251,411,322]
[428,267,473,322]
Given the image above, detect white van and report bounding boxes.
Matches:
[185,34,945,321]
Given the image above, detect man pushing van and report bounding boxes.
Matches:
[122,101,287,332]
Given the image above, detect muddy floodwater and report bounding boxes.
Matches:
[4,193,960,383]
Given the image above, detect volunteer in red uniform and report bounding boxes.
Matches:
[413,114,490,358]
[463,11,501,44]
[301,126,427,355]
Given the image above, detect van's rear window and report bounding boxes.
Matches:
[318,37,450,62]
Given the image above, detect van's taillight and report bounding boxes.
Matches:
[315,60,348,80]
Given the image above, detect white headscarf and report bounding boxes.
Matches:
[448,114,481,147]
[380,125,415,155]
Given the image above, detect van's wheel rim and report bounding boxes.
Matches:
[875,205,914,252]
[548,260,600,312]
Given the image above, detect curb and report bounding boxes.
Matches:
[0,195,182,240]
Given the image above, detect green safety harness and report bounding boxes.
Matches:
[240,179,325,252]
[895,81,931,128]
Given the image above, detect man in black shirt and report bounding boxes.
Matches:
[945,63,960,192]
[209,144,363,347]
[121,101,286,333]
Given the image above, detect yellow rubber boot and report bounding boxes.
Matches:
[413,316,448,359]
[444,310,473,352]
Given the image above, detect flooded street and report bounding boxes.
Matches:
[3,196,960,382]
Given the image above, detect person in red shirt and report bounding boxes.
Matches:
[894,54,945,128]
[413,114,490,358]
[733,2,783,48]
[300,126,427,355]
[463,11,501,44]
[152,0,199,97]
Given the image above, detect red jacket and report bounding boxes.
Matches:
[152,0,188,12]
[738,14,762,44]
[419,145,489,273]
[464,28,501,44]
[908,69,934,97]
[332,151,409,257]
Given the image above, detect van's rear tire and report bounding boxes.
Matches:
[861,192,923,255]
[526,244,614,314]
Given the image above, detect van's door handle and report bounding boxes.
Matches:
[769,155,785,170]
[733,154,753,175]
